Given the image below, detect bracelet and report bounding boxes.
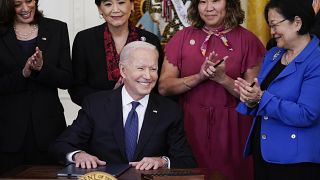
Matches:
[247,91,263,108]
[183,77,192,89]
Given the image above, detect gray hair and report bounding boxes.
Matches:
[119,41,159,65]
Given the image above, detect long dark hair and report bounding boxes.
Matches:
[29,0,44,24]
[0,0,14,34]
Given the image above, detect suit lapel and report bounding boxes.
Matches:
[3,27,25,66]
[37,18,50,53]
[274,62,297,81]
[134,94,160,160]
[110,88,127,160]
[259,49,296,85]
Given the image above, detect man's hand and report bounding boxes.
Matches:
[129,157,166,170]
[73,151,106,169]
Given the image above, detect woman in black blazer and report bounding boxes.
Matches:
[68,0,163,106]
[0,0,72,174]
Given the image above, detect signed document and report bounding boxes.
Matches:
[57,164,130,178]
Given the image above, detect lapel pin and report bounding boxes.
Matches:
[153,110,157,113]
[140,36,146,42]
[272,50,282,61]
[190,39,195,45]
[41,37,47,41]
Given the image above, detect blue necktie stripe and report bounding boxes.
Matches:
[125,101,139,162]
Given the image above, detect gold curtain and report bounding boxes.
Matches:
[245,0,270,46]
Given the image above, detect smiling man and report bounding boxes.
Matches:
[51,41,196,170]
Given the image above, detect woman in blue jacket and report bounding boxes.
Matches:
[235,0,320,179]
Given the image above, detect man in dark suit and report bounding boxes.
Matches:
[51,41,197,170]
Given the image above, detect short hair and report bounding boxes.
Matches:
[95,0,133,6]
[119,41,159,65]
[264,0,315,35]
[188,0,244,29]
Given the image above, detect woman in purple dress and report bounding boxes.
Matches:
[158,0,265,179]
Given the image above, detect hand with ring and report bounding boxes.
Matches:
[234,77,263,108]
[202,51,228,83]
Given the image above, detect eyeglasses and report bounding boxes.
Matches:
[268,19,287,30]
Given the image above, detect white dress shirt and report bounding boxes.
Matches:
[121,85,149,141]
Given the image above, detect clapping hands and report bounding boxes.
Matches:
[201,51,228,83]
[22,47,43,78]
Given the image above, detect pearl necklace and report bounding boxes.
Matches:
[13,24,38,40]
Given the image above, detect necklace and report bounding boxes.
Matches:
[283,53,289,66]
[13,24,38,40]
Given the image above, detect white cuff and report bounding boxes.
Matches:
[66,150,82,163]
[161,156,171,169]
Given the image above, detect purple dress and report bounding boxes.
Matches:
[165,26,266,180]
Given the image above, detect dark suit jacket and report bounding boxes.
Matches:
[68,23,164,106]
[51,87,197,168]
[0,17,72,152]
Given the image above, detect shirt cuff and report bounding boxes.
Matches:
[66,150,82,163]
[161,156,171,169]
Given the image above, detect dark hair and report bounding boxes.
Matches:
[29,0,44,24]
[264,0,315,35]
[0,0,14,34]
[95,0,134,6]
[5,0,44,25]
[187,0,244,29]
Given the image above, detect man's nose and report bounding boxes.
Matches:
[143,69,151,79]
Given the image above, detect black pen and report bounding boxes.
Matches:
[213,59,225,68]
[250,82,255,87]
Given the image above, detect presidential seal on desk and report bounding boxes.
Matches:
[79,171,117,180]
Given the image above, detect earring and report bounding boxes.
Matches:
[99,14,104,19]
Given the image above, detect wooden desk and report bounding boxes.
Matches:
[0,165,206,180]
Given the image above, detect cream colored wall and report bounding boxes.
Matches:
[39,0,104,125]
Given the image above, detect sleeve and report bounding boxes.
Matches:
[164,29,186,70]
[236,101,258,116]
[167,104,198,168]
[68,32,100,106]
[31,22,73,89]
[0,69,29,95]
[254,54,320,127]
[50,97,94,164]
[240,29,267,74]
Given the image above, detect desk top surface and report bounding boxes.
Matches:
[0,165,206,180]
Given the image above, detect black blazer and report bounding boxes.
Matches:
[68,23,164,106]
[51,87,197,168]
[0,17,72,151]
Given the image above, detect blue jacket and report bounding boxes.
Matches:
[237,36,320,164]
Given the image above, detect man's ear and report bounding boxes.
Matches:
[119,63,126,79]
